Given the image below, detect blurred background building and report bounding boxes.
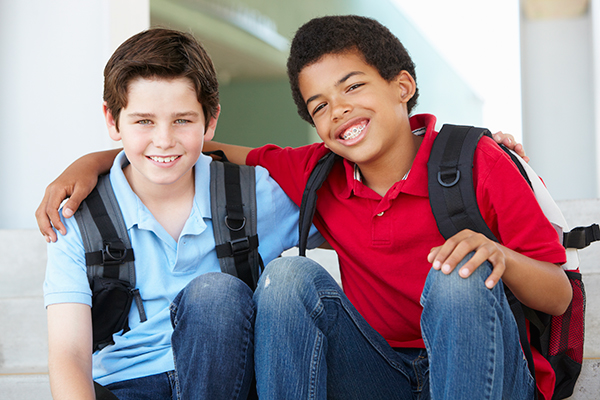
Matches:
[1,0,598,229]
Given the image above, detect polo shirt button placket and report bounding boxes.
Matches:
[372,209,390,246]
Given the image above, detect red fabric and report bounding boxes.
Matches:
[247,113,566,398]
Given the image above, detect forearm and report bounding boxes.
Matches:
[47,303,95,400]
[204,141,254,165]
[48,353,95,400]
[501,247,572,316]
[76,148,121,176]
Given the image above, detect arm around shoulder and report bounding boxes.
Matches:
[36,148,121,242]
[203,141,255,165]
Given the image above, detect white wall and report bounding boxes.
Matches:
[0,0,149,229]
[592,0,600,196]
[520,8,597,200]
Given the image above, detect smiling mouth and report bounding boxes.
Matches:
[149,155,179,163]
[341,121,367,140]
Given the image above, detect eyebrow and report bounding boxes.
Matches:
[305,71,366,106]
[125,111,201,119]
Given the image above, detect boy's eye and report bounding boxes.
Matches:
[137,119,152,125]
[174,119,190,124]
[347,83,364,92]
[312,103,326,116]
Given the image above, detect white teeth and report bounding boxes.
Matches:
[342,124,365,140]
[149,156,178,163]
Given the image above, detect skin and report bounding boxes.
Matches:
[46,76,218,399]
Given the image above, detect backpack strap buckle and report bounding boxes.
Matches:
[437,168,461,187]
[102,240,129,265]
[225,216,246,232]
[563,224,600,249]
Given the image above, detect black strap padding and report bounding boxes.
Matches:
[563,224,600,249]
[298,151,340,256]
[427,124,496,241]
[83,185,134,280]
[222,162,258,289]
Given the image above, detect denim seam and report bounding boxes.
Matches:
[230,303,255,400]
[308,331,325,400]
[317,291,406,374]
[168,370,181,400]
[412,354,427,392]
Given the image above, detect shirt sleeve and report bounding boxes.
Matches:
[253,165,323,265]
[43,211,92,307]
[474,137,566,264]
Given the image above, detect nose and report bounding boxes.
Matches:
[153,125,176,149]
[330,98,351,121]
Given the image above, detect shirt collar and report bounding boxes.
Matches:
[340,113,438,199]
[109,151,212,237]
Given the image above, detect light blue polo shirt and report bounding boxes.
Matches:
[44,151,321,386]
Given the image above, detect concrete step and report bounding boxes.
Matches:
[0,374,52,400]
[0,230,51,399]
[1,197,599,399]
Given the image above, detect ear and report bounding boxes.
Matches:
[394,71,417,104]
[203,104,221,142]
[103,102,121,141]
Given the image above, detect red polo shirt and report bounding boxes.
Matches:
[247,113,566,398]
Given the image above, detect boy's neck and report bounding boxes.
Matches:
[124,166,195,241]
[356,132,423,197]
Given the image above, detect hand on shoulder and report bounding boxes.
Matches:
[492,131,529,163]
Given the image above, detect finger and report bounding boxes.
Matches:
[47,202,67,237]
[483,256,506,288]
[436,237,475,274]
[513,143,528,160]
[460,248,505,288]
[455,247,494,278]
[492,131,514,145]
[35,202,57,243]
[428,246,442,268]
[62,188,88,219]
[42,187,71,237]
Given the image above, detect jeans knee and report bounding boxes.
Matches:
[171,272,254,328]
[255,256,334,310]
[422,252,495,312]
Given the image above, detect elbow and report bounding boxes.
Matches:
[548,281,574,316]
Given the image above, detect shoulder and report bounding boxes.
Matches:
[473,135,520,180]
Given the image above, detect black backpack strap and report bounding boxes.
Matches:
[298,151,339,256]
[427,124,497,241]
[75,174,146,351]
[211,161,261,290]
[505,287,538,394]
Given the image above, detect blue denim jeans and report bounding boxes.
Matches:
[105,272,256,400]
[254,255,536,400]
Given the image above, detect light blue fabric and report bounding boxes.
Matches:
[44,151,321,386]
